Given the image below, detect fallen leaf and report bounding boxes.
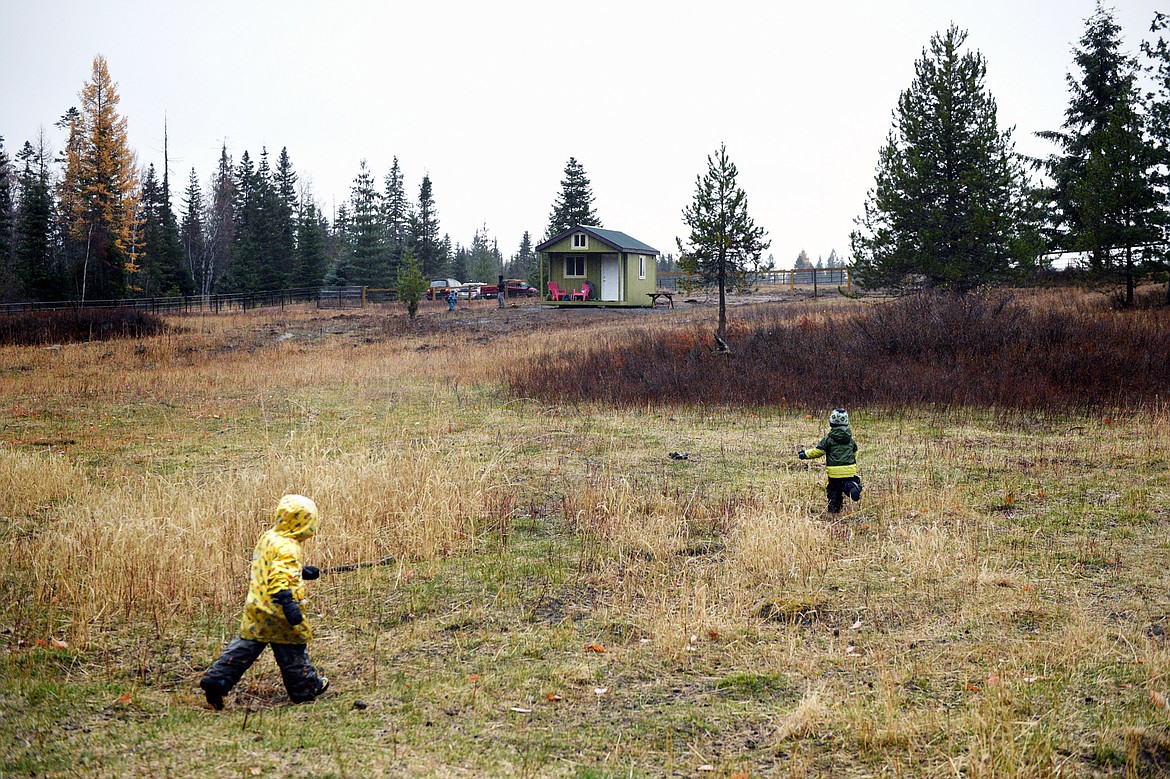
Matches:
[697,765,715,772]
[466,674,481,683]
[248,768,262,777]
[858,524,871,531]
[987,673,1002,687]
[509,706,532,714]
[1152,690,1170,710]
[585,644,606,653]
[116,692,132,704]
[850,618,862,630]
[1135,657,1148,664]
[593,687,608,696]
[50,638,68,650]
[707,630,719,640]
[1023,676,1041,683]
[1022,584,1033,591]
[546,693,562,702]
[965,683,981,692]
[730,774,750,779]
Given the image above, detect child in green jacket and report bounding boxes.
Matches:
[799,408,863,514]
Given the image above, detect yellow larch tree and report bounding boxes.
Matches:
[59,54,141,301]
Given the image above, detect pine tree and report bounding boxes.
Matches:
[58,55,141,301]
[14,137,61,300]
[678,143,770,348]
[294,193,328,287]
[469,224,499,281]
[0,137,16,299]
[383,156,411,278]
[1036,4,1163,305]
[396,247,426,319]
[1140,11,1170,302]
[274,147,299,288]
[545,157,601,239]
[509,230,535,282]
[346,159,387,285]
[852,26,1039,293]
[180,168,208,296]
[138,163,190,296]
[794,249,813,269]
[204,145,236,295]
[411,174,443,277]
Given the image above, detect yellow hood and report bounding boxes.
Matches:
[273,494,319,541]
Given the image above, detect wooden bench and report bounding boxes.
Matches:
[647,291,674,308]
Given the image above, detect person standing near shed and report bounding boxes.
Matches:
[498,274,505,309]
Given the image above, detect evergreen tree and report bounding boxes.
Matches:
[138,163,190,296]
[58,55,141,300]
[396,247,426,319]
[274,147,299,288]
[180,168,209,297]
[794,249,813,269]
[508,230,535,281]
[0,136,14,298]
[410,174,443,277]
[346,159,387,285]
[1141,11,1170,302]
[450,243,470,282]
[545,157,601,239]
[852,26,1039,293]
[204,145,236,295]
[678,143,770,348]
[14,137,60,300]
[1037,4,1163,305]
[469,224,500,281]
[382,156,411,277]
[325,203,353,286]
[222,150,258,292]
[294,192,329,287]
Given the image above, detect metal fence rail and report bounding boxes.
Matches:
[656,268,853,294]
[0,288,322,316]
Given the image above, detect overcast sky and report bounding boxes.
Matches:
[1,0,1164,268]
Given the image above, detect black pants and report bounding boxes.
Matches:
[826,476,862,514]
[201,637,324,702]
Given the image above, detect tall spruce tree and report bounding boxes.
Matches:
[411,174,443,277]
[545,157,601,239]
[0,136,14,298]
[383,156,411,278]
[509,230,535,282]
[58,55,141,301]
[180,168,208,296]
[14,137,60,300]
[678,143,769,349]
[274,147,299,289]
[1037,4,1163,305]
[1142,11,1170,302]
[294,193,329,287]
[346,159,387,285]
[852,26,1039,293]
[138,163,190,296]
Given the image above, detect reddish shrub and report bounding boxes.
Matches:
[0,308,169,346]
[504,293,1169,411]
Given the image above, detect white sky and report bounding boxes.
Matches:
[0,0,1164,267]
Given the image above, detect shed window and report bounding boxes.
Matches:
[565,256,586,277]
[572,233,588,249]
[639,255,646,279]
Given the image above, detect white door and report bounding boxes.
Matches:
[600,256,620,301]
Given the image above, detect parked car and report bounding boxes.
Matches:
[425,279,462,300]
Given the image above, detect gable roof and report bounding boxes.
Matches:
[536,225,659,255]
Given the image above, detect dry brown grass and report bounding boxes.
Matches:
[2,293,1169,777]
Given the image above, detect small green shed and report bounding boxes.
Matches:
[536,226,659,307]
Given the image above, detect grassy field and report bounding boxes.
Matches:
[2,293,1169,777]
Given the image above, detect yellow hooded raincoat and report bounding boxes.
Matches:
[239,495,318,644]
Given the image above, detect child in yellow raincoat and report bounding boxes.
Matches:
[200,494,329,709]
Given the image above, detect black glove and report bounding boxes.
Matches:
[272,589,304,626]
[301,565,320,580]
[798,450,807,460]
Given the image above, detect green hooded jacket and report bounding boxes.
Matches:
[805,426,859,479]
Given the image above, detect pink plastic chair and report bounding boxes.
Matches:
[547,281,567,301]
